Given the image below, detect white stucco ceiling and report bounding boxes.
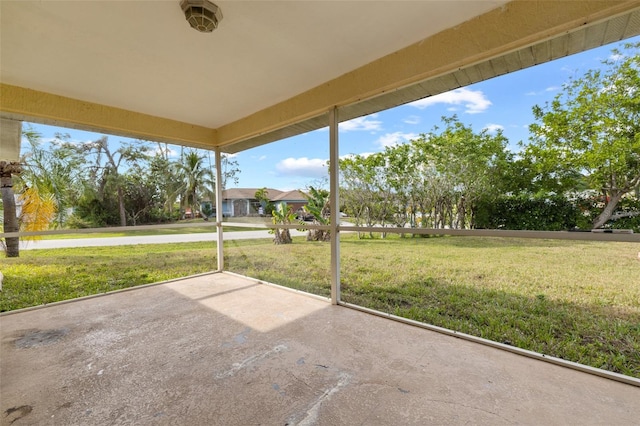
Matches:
[0,1,506,128]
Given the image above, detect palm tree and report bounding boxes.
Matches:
[272,202,296,244]
[303,186,331,241]
[19,129,83,228]
[174,150,214,219]
[1,161,22,257]
[152,143,181,219]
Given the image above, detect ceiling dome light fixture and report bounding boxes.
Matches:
[180,0,223,33]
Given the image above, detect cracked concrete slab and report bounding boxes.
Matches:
[2,273,639,425]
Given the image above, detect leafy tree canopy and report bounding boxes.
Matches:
[526,42,640,228]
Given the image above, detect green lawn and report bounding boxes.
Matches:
[1,234,638,378]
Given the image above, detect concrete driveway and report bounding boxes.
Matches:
[19,229,307,250]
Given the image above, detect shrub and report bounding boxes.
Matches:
[475,195,580,231]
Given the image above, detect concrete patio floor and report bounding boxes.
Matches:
[2,273,639,425]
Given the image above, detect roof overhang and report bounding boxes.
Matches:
[2,1,640,154]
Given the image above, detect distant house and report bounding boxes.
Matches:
[209,188,308,218]
[270,190,309,214]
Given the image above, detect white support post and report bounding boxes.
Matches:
[329,107,341,305]
[215,149,224,272]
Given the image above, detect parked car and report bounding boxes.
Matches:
[296,208,314,221]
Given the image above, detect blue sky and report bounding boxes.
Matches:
[25,36,639,192]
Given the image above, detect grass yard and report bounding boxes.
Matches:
[0,244,219,309]
[1,234,639,378]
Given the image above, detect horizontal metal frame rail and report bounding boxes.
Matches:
[339,225,640,243]
[2,222,638,242]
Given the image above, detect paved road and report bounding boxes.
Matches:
[19,229,308,250]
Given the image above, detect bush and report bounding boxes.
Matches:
[605,198,640,232]
[476,194,640,232]
[65,214,94,229]
[475,195,580,231]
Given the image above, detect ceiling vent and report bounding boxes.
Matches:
[180,0,222,33]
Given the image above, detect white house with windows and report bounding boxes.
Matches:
[203,188,308,218]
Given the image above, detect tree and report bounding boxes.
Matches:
[122,165,163,226]
[339,118,509,233]
[18,186,57,241]
[19,129,84,227]
[272,202,296,244]
[149,143,181,220]
[78,137,151,226]
[414,117,510,229]
[254,187,274,216]
[1,161,22,257]
[174,150,215,219]
[303,186,330,241]
[383,142,418,231]
[339,153,395,237]
[218,153,241,190]
[527,42,640,228]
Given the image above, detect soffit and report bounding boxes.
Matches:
[1,1,505,129]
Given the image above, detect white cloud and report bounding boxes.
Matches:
[275,157,328,178]
[484,123,504,133]
[340,153,358,160]
[358,152,376,158]
[339,115,383,132]
[403,115,420,125]
[609,53,624,62]
[375,132,419,148]
[409,87,491,114]
[526,86,560,96]
[340,152,375,160]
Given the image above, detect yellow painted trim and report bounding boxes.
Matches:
[216,0,640,149]
[0,84,216,148]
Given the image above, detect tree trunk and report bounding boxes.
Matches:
[117,186,127,226]
[456,196,466,229]
[1,169,19,257]
[306,229,331,242]
[592,191,624,229]
[274,228,291,244]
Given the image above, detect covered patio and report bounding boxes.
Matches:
[2,273,639,425]
[2,1,640,423]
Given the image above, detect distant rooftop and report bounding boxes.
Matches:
[222,188,307,202]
